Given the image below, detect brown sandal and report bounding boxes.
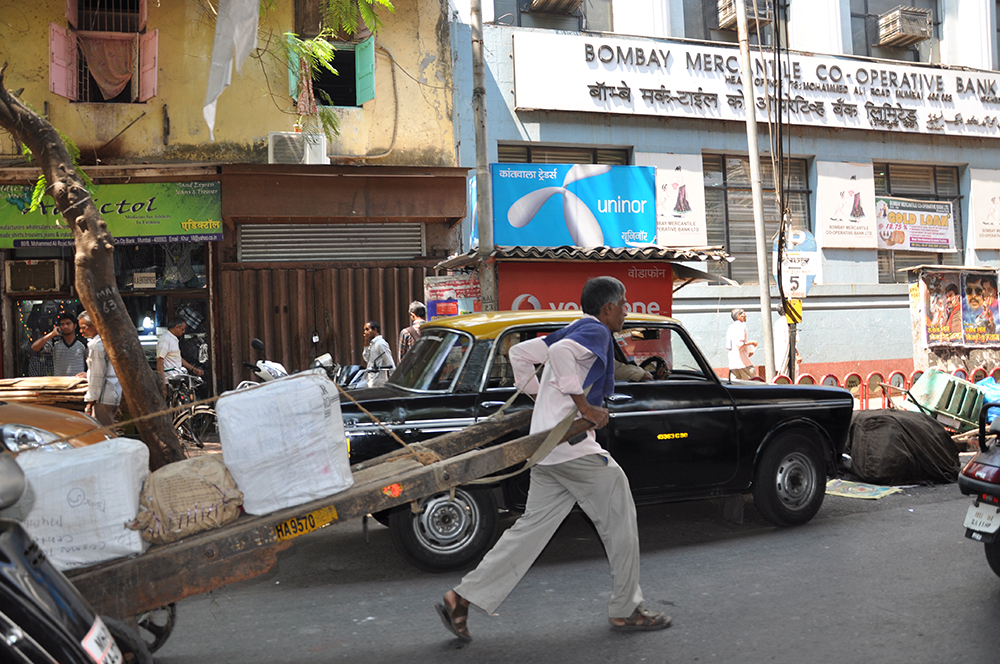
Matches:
[434,590,472,642]
[610,606,672,632]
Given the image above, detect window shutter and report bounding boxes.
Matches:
[138,29,158,101]
[49,22,78,100]
[138,0,147,31]
[287,34,300,98]
[66,0,77,28]
[355,35,375,105]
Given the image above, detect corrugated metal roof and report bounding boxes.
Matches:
[435,245,733,270]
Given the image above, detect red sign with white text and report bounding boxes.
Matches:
[498,263,673,316]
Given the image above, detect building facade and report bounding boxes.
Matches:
[449,0,1000,380]
[0,0,466,391]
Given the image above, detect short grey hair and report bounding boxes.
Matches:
[731,308,745,321]
[581,277,626,316]
[408,301,426,318]
[77,311,92,324]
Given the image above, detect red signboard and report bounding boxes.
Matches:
[498,263,673,316]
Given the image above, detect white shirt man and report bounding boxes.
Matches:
[77,313,121,427]
[156,318,204,377]
[726,308,757,381]
[362,321,395,388]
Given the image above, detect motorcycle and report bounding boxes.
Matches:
[0,448,152,663]
[958,400,1000,578]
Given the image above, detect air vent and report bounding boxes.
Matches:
[5,260,67,293]
[267,132,331,165]
[528,0,583,14]
[877,6,932,48]
[717,0,773,33]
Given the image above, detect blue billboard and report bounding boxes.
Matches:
[491,164,656,248]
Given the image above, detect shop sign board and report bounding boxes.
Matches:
[0,181,222,247]
[424,274,482,320]
[491,163,656,248]
[919,270,999,347]
[498,262,673,317]
[876,196,955,252]
[513,31,1000,139]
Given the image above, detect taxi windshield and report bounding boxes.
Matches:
[390,329,473,392]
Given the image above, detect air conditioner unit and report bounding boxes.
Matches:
[528,0,583,14]
[877,6,932,48]
[717,0,773,33]
[267,132,331,165]
[5,259,67,293]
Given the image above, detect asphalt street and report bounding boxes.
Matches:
[155,483,1000,664]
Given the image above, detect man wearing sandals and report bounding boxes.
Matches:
[435,276,670,640]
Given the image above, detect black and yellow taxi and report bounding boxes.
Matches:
[343,310,854,572]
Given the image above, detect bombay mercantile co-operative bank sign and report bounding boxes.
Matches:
[513,31,1000,138]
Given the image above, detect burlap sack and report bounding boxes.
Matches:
[132,455,243,545]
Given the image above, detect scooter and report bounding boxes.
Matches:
[958,400,1000,578]
[0,449,152,663]
[238,338,289,389]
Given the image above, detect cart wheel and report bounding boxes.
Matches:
[388,487,499,573]
[134,603,176,653]
[102,616,153,664]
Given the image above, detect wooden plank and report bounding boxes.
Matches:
[68,415,590,618]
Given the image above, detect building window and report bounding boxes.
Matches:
[492,0,611,32]
[49,0,158,103]
[703,154,810,285]
[497,144,629,165]
[683,0,777,45]
[289,36,375,108]
[850,0,937,63]
[875,163,963,284]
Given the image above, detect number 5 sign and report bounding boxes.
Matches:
[772,229,821,299]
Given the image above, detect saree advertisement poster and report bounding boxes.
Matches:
[875,196,955,252]
[636,152,707,247]
[0,181,222,247]
[969,168,1000,250]
[921,271,999,347]
[815,161,878,249]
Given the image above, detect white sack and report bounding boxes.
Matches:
[218,370,353,515]
[2,438,149,571]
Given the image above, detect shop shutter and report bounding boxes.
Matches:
[238,223,425,262]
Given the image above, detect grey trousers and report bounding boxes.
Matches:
[454,454,643,619]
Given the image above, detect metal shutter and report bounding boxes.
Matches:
[238,223,425,262]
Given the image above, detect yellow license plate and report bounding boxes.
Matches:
[274,505,339,541]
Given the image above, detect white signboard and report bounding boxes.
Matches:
[512,31,1000,139]
[637,152,707,247]
[875,196,955,252]
[970,169,1000,249]
[815,161,878,249]
[772,229,821,299]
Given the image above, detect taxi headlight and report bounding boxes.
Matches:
[1,424,74,453]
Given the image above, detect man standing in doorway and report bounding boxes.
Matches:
[31,312,87,376]
[726,308,757,381]
[434,276,670,641]
[398,301,426,362]
[362,321,395,388]
[157,316,205,378]
[76,312,121,427]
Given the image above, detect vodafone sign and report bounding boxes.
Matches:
[498,262,673,316]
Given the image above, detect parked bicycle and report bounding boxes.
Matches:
[165,371,218,452]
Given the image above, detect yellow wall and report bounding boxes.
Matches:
[0,0,455,167]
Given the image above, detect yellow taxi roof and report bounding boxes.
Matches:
[423,310,679,340]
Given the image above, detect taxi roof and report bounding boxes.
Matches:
[422,310,680,340]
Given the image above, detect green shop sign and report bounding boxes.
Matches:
[0,181,222,247]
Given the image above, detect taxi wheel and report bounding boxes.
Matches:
[388,487,499,573]
[752,430,825,527]
[103,616,153,664]
[986,541,1000,578]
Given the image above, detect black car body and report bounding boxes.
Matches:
[342,311,854,572]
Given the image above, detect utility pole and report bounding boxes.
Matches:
[735,0,775,382]
[470,0,497,311]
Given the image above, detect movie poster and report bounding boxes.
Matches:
[962,272,1000,346]
[922,271,963,346]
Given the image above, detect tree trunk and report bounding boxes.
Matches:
[0,64,185,468]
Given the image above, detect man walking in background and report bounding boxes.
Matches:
[726,308,757,381]
[76,312,121,427]
[398,301,426,362]
[362,320,395,388]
